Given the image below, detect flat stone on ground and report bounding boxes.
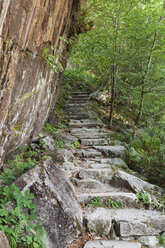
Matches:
[77,168,113,182]
[0,231,9,248]
[74,149,102,158]
[84,240,142,248]
[81,138,108,146]
[94,146,126,158]
[110,169,164,200]
[85,208,112,236]
[76,192,138,208]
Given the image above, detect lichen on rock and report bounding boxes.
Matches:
[15,158,83,248]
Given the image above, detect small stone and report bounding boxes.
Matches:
[85,208,112,236]
[41,136,56,151]
[84,240,142,248]
[94,146,126,158]
[0,231,10,248]
[138,236,159,246]
[53,149,74,162]
[110,169,164,200]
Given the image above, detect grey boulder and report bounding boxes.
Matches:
[110,169,164,200]
[15,158,82,248]
[0,232,9,248]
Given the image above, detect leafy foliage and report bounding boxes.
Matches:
[42,46,63,73]
[87,197,124,209]
[43,123,57,134]
[0,184,46,248]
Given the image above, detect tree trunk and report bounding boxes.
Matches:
[109,64,116,128]
[135,82,145,125]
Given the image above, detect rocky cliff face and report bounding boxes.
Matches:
[0,0,80,166]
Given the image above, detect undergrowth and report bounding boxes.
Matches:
[0,184,46,248]
[0,142,46,186]
[87,197,124,209]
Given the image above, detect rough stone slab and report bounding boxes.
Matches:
[41,136,56,151]
[138,236,160,246]
[65,103,88,107]
[68,119,103,128]
[84,240,142,248]
[74,149,102,158]
[70,127,104,134]
[53,149,74,163]
[85,208,165,237]
[89,163,113,169]
[114,208,165,237]
[67,98,89,102]
[54,134,77,143]
[81,138,109,146]
[66,107,87,113]
[15,158,82,248]
[76,192,138,208]
[66,115,89,120]
[77,168,113,182]
[0,231,9,248]
[85,208,112,236]
[110,169,164,200]
[98,158,128,168]
[77,133,108,139]
[72,178,110,193]
[94,146,126,158]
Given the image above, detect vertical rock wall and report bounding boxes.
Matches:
[0,0,80,166]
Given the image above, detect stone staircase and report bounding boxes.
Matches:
[64,92,165,248]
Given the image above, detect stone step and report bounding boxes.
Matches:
[82,161,112,169]
[72,178,111,193]
[81,138,109,146]
[72,92,90,96]
[76,168,114,182]
[67,99,89,103]
[69,97,90,102]
[68,119,103,128]
[66,113,90,119]
[88,158,128,169]
[84,240,142,248]
[73,148,102,158]
[94,145,126,158]
[85,208,165,237]
[66,108,87,114]
[65,103,88,108]
[110,169,164,200]
[70,127,105,135]
[72,133,109,139]
[76,192,139,208]
[66,115,90,120]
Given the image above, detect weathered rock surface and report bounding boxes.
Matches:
[94,146,126,158]
[138,236,160,247]
[42,136,56,151]
[84,240,142,248]
[77,192,139,208]
[53,148,74,163]
[90,91,107,104]
[0,231,9,248]
[15,158,82,248]
[85,208,165,238]
[110,169,164,200]
[77,168,113,182]
[68,119,103,128]
[74,148,102,158]
[85,208,112,236]
[0,0,80,166]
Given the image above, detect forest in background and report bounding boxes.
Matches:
[62,0,165,187]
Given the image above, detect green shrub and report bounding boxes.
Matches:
[0,184,46,248]
[43,123,57,134]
